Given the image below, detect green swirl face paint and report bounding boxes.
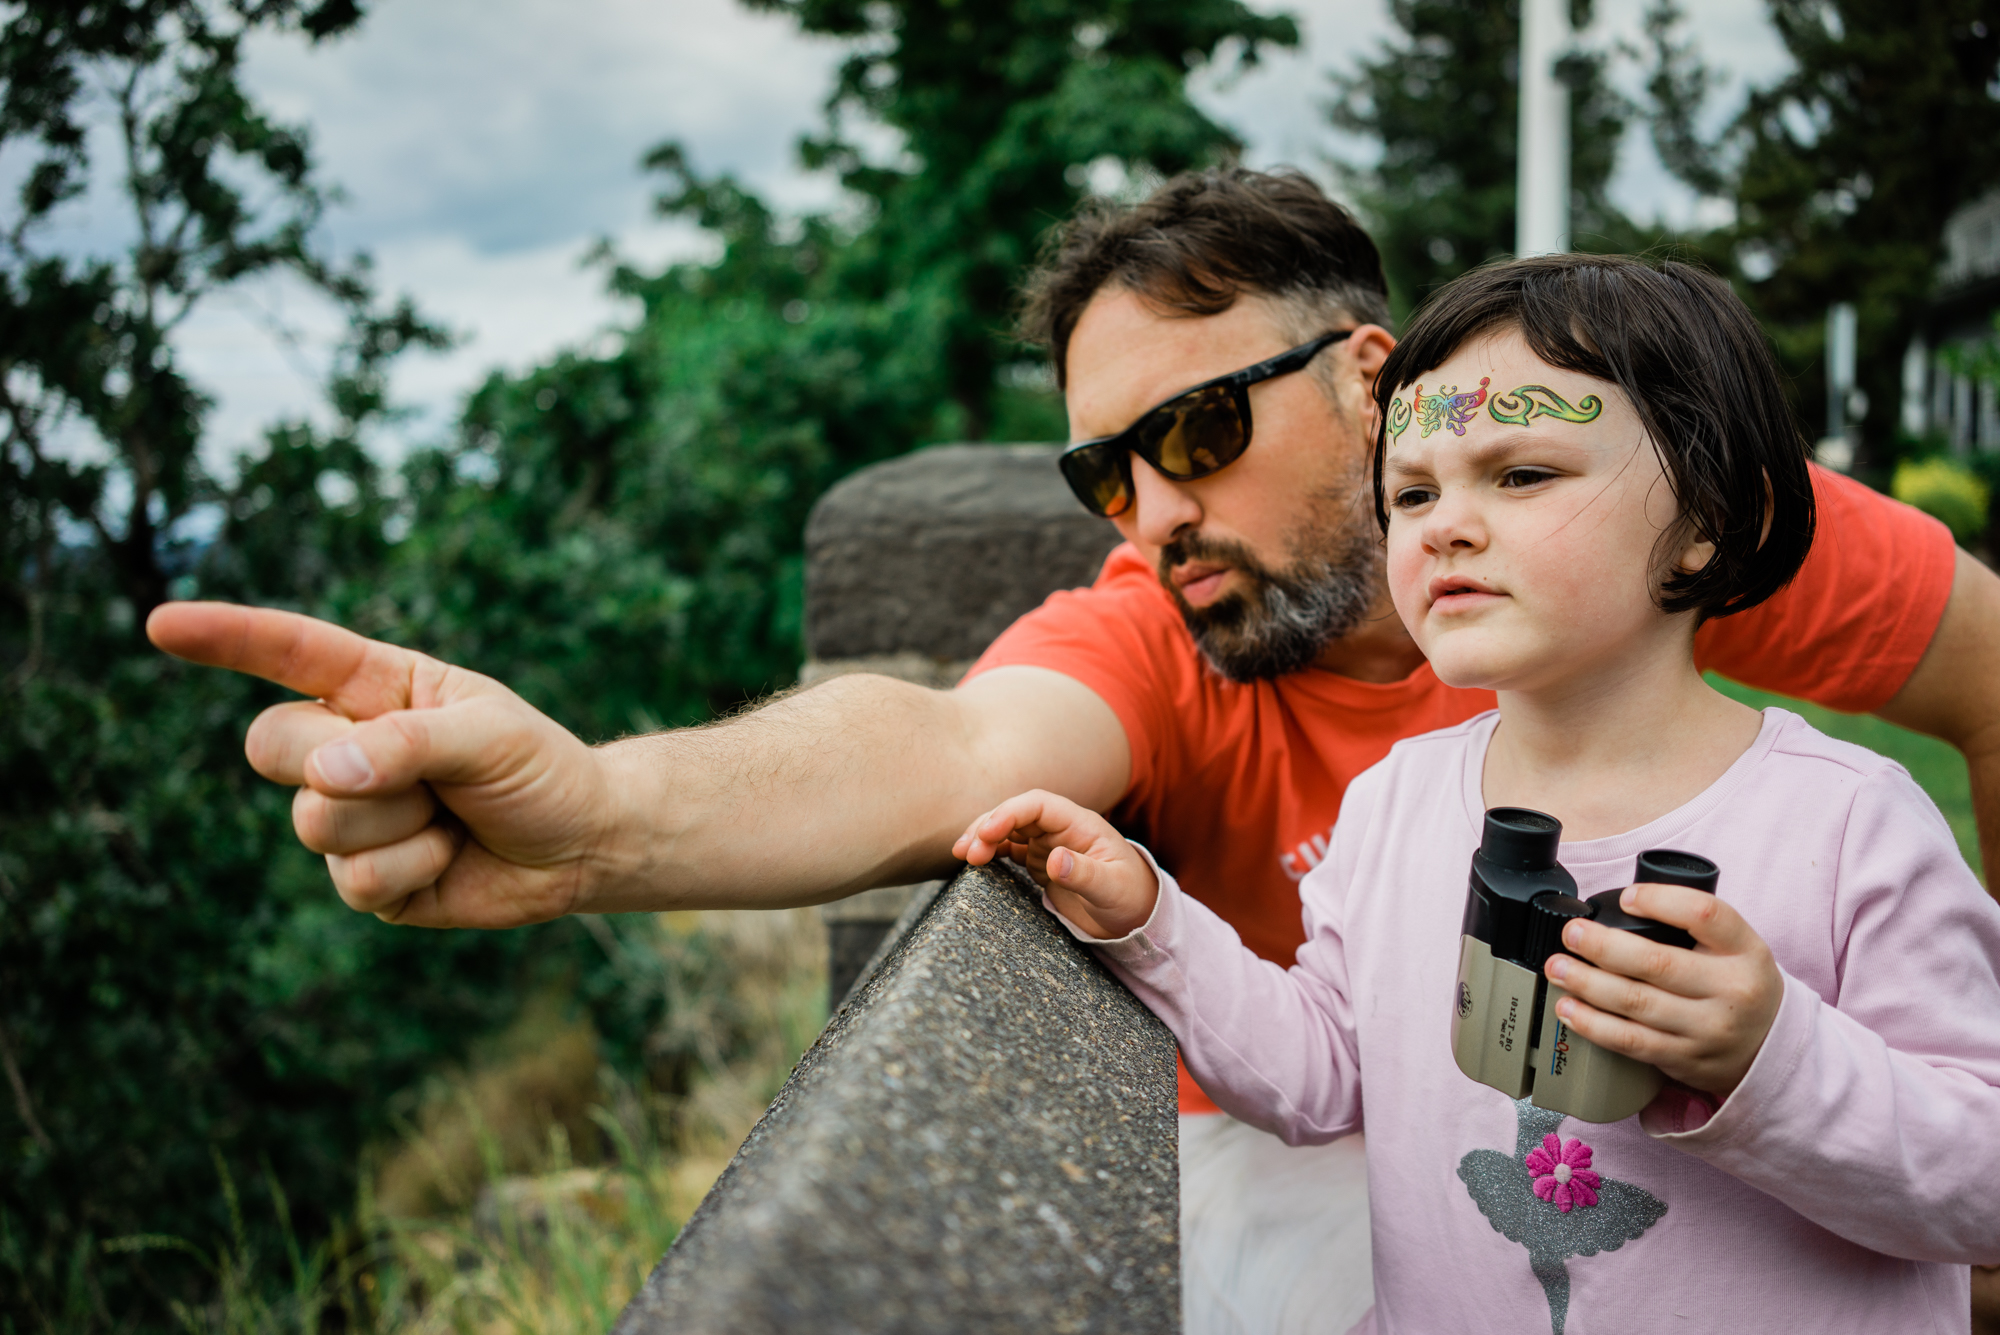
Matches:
[1488,385,1604,427]
[1388,396,1413,440]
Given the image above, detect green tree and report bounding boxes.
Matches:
[366,0,1303,732]
[0,0,376,628]
[1329,0,1640,311]
[1649,0,2000,470]
[3,1,1324,1326]
[767,0,1298,436]
[0,6,558,1328]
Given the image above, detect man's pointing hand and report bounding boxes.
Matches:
[147,601,617,928]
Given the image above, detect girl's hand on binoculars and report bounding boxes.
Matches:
[953,790,1159,940]
[1542,882,1783,1101]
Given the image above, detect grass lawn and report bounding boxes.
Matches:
[1709,674,1982,881]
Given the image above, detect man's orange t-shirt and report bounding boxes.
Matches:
[965,465,1957,1113]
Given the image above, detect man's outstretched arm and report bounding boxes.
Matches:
[146,602,1131,927]
[1876,547,2000,894]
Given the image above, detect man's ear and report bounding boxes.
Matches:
[1343,325,1398,435]
[1347,325,1396,390]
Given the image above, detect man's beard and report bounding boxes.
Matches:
[1159,493,1385,683]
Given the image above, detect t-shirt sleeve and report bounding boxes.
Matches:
[1694,464,1955,713]
[963,544,1191,811]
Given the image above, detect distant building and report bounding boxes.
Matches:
[1904,189,2000,452]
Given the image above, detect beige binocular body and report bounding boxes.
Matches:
[1449,808,1719,1124]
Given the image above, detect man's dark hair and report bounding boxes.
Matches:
[1373,253,1815,622]
[1018,168,1392,387]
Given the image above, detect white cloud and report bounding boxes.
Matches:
[174,224,721,470]
[163,0,1795,471]
[243,0,849,249]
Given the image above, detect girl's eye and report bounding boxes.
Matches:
[1499,467,1557,490]
[1392,486,1438,510]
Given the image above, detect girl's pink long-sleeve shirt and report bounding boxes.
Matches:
[1077,709,2000,1334]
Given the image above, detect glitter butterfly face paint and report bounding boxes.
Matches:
[1411,377,1490,439]
[1489,385,1605,428]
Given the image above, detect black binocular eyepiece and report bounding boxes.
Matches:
[1450,807,1720,1122]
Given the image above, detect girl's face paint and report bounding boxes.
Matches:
[1487,384,1603,427]
[1381,331,1707,694]
[1388,379,1492,447]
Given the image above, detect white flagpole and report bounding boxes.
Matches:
[1517,0,1572,256]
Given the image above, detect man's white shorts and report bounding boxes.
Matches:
[1180,1114,1374,1335]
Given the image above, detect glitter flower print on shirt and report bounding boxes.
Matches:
[1526,1134,1601,1212]
[1459,1100,1667,1334]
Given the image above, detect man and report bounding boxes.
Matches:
[150,170,2000,1331]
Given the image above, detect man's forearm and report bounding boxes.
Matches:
[577,667,1131,913]
[1967,750,2000,899]
[1877,548,2000,895]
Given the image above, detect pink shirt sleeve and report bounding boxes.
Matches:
[1062,794,1378,1147]
[1643,766,2000,1265]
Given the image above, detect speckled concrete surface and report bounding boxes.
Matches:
[612,861,1180,1334]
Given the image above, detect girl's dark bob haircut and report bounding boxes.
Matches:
[1372,253,1815,622]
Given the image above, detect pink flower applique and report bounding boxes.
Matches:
[1525,1133,1601,1212]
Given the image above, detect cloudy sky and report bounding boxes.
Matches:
[140,0,1791,469]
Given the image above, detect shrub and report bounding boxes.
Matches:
[1892,457,1990,546]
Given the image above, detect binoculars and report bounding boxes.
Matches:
[1449,807,1719,1123]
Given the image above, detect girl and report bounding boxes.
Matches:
[955,255,2000,1333]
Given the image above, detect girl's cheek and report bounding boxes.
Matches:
[1384,523,1430,635]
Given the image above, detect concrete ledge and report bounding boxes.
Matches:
[821,881,939,1013]
[613,863,1179,1334]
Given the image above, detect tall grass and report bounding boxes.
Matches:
[83,907,826,1335]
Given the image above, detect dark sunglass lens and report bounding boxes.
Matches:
[1059,443,1131,517]
[1152,386,1246,479]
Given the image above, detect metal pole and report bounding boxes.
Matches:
[1517,0,1572,256]
[1818,302,1859,472]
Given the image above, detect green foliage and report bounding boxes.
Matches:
[1942,310,2000,389]
[1329,0,1642,312]
[359,0,1292,730]
[1650,0,2000,471]
[764,0,1297,434]
[3,1,1304,1329]
[0,6,560,1329]
[1893,454,1991,544]
[0,0,371,624]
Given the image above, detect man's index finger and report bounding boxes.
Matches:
[147,601,416,717]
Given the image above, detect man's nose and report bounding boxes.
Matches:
[1121,454,1204,549]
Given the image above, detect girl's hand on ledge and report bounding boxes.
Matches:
[953,790,1159,940]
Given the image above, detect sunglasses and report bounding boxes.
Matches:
[1057,329,1353,518]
